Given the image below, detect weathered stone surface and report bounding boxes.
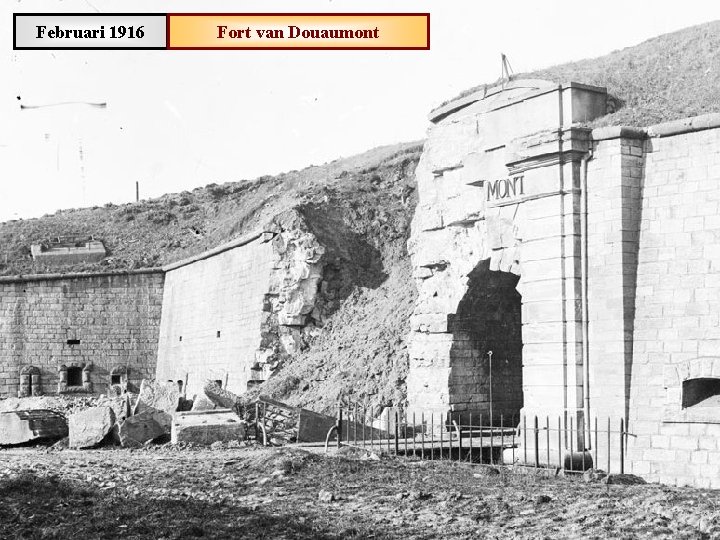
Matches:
[0,272,163,399]
[191,395,217,411]
[171,410,246,446]
[117,411,168,447]
[133,379,180,429]
[69,406,116,449]
[99,395,131,424]
[0,410,68,445]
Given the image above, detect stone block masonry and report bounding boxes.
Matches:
[410,76,720,488]
[0,269,164,398]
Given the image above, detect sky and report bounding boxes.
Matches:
[1,0,720,221]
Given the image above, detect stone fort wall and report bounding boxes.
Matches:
[0,270,164,397]
[154,233,276,398]
[407,77,720,487]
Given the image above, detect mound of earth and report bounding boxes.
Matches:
[448,20,720,128]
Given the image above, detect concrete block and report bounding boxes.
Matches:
[171,409,246,445]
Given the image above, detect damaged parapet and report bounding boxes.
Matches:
[31,235,106,265]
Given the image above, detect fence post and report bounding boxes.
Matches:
[395,410,400,455]
[557,416,562,470]
[534,416,540,468]
[523,415,527,464]
[620,418,625,474]
[607,417,611,474]
[337,406,343,449]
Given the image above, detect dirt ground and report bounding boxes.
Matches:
[1,445,719,540]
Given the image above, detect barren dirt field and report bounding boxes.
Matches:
[1,446,719,540]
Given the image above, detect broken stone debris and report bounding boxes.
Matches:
[171,409,246,446]
[132,379,180,430]
[116,410,169,447]
[69,406,116,448]
[0,409,68,446]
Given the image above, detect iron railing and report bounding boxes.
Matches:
[325,402,634,475]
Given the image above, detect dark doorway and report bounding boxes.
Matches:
[447,260,523,425]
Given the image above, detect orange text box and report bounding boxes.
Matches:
[167,13,429,49]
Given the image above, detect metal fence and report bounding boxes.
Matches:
[325,402,634,475]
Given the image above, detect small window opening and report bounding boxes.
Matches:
[66,339,80,346]
[67,366,83,386]
[216,330,221,338]
[214,379,223,388]
[177,380,184,392]
[111,374,121,385]
[682,378,720,408]
[179,336,183,342]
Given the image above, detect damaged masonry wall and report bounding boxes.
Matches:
[155,210,326,398]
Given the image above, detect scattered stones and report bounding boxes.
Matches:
[117,411,168,447]
[318,489,335,502]
[534,494,552,505]
[0,409,68,446]
[69,406,116,448]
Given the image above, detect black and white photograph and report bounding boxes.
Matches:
[2,1,720,538]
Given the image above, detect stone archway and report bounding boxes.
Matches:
[447,259,523,425]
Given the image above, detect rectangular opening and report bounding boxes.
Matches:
[67,366,83,387]
[110,374,121,385]
[66,339,80,345]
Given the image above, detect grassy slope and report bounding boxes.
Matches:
[449,20,720,128]
[0,142,421,277]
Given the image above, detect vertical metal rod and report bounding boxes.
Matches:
[523,415,527,464]
[458,416,462,463]
[404,409,408,457]
[430,413,435,461]
[512,414,516,465]
[501,415,505,466]
[421,413,426,460]
[412,412,416,458]
[354,402,358,447]
[439,414,444,460]
[534,416,539,468]
[362,405,366,449]
[448,414,453,461]
[546,416,550,469]
[370,406,375,450]
[387,408,391,455]
[607,417,611,474]
[569,416,574,466]
[479,414,483,463]
[337,407,343,449]
[490,409,494,465]
[594,417,598,470]
[620,418,625,474]
[395,410,400,456]
[346,405,350,443]
[582,416,586,471]
[488,351,494,424]
[469,413,473,464]
[557,416,562,469]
